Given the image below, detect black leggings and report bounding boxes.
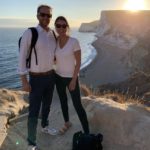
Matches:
[55,73,89,133]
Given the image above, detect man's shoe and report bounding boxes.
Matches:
[28,145,39,150]
[41,126,58,135]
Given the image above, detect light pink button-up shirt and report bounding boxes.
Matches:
[18,25,56,75]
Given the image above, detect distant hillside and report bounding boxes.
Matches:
[79,20,100,32]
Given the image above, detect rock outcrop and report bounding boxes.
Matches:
[84,96,150,150]
[0,89,28,118]
[0,89,28,146]
[79,20,100,32]
[1,89,150,150]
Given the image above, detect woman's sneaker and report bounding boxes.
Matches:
[41,126,58,135]
[28,145,39,150]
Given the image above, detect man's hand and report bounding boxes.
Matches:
[21,75,31,92]
[22,81,31,92]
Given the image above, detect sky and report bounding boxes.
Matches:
[0,0,150,27]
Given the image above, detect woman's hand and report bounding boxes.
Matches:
[69,79,76,91]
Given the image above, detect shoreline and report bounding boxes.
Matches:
[79,32,97,70]
[80,46,97,70]
[79,38,102,87]
[80,40,101,72]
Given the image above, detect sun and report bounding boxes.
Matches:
[123,0,146,11]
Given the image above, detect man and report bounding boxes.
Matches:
[18,5,56,150]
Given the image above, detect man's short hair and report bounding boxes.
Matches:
[37,5,52,13]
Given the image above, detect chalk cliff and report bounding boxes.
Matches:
[80,10,150,86]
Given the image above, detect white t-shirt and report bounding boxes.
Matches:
[55,37,81,78]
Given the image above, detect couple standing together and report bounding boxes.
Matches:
[18,4,89,150]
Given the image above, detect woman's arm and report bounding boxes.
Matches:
[69,50,81,91]
[73,50,81,80]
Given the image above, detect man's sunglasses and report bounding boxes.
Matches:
[55,24,67,29]
[39,13,52,18]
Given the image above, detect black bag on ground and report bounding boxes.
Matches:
[72,131,103,150]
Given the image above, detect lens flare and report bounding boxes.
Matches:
[16,141,19,145]
[123,0,146,11]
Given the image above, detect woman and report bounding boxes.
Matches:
[54,16,89,134]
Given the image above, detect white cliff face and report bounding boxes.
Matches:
[96,11,142,50]
[97,11,111,37]
[80,10,150,85]
[79,20,100,32]
[96,10,150,50]
[97,10,150,74]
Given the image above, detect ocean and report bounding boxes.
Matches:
[0,27,96,89]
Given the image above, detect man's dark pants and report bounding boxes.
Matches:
[27,72,55,146]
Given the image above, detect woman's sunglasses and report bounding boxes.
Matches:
[55,24,67,29]
[39,13,52,18]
